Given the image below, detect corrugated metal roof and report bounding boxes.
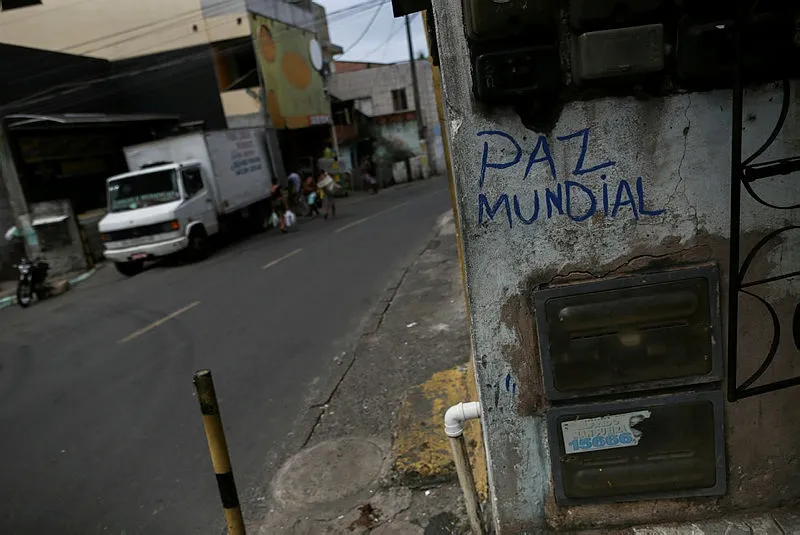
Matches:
[4,113,180,129]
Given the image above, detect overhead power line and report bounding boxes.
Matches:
[2,0,384,110]
[0,0,102,27]
[359,12,416,61]
[341,0,388,55]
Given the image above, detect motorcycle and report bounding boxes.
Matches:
[15,257,51,308]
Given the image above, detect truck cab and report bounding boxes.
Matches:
[98,160,218,276]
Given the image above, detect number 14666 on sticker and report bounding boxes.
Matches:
[568,432,634,452]
[560,410,651,455]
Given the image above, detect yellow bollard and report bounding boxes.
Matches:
[193,369,246,535]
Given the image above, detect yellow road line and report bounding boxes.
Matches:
[118,301,201,344]
[334,200,412,233]
[262,248,303,269]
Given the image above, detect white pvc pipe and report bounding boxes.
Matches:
[444,401,484,534]
[444,401,482,438]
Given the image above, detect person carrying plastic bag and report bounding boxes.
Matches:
[316,169,341,220]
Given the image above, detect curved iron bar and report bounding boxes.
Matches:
[728,8,800,401]
[743,79,791,166]
[737,289,782,392]
[794,304,800,351]
[738,225,800,285]
[740,79,800,210]
[743,180,800,210]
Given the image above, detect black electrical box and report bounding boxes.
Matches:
[676,12,800,88]
[547,391,726,505]
[569,0,664,31]
[534,266,722,401]
[462,0,557,42]
[474,46,561,103]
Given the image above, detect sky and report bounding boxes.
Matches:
[317,0,429,64]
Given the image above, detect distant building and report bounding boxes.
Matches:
[0,0,341,129]
[328,60,445,178]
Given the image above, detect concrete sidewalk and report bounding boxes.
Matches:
[630,510,800,534]
[252,210,478,534]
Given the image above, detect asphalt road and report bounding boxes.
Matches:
[0,178,452,534]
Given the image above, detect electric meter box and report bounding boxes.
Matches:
[569,0,664,30]
[546,390,726,505]
[474,46,561,102]
[461,0,556,42]
[573,24,665,82]
[533,266,722,401]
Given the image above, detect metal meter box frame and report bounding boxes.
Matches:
[533,265,723,401]
[546,390,727,505]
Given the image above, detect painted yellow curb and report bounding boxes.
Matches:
[394,363,488,500]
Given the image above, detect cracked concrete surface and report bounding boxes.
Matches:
[431,3,800,523]
[252,212,474,534]
[631,510,800,535]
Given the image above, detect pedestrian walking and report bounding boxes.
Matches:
[303,174,321,218]
[287,171,301,199]
[360,156,378,194]
[270,184,288,233]
[317,169,340,220]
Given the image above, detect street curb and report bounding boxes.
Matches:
[0,267,98,310]
[300,209,456,442]
[67,267,97,287]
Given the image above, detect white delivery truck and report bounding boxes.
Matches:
[98,128,273,276]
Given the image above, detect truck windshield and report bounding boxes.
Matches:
[108,170,181,212]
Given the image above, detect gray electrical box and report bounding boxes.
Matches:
[573,24,665,82]
[547,390,726,505]
[533,265,722,401]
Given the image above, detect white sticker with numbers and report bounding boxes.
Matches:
[561,410,651,455]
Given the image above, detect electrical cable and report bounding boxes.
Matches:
[341,0,387,55]
[4,0,383,86]
[2,0,243,84]
[2,0,382,111]
[0,0,104,27]
[68,0,384,56]
[359,12,416,61]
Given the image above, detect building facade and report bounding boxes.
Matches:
[0,0,340,129]
[328,60,445,176]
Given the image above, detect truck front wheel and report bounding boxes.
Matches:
[115,260,144,277]
[187,227,210,261]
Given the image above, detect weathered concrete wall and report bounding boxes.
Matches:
[29,201,87,277]
[0,173,20,280]
[431,1,800,532]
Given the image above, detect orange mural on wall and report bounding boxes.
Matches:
[252,14,330,129]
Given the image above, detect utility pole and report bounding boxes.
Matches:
[405,15,425,142]
[405,15,425,180]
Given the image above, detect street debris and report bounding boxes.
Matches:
[349,503,380,530]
